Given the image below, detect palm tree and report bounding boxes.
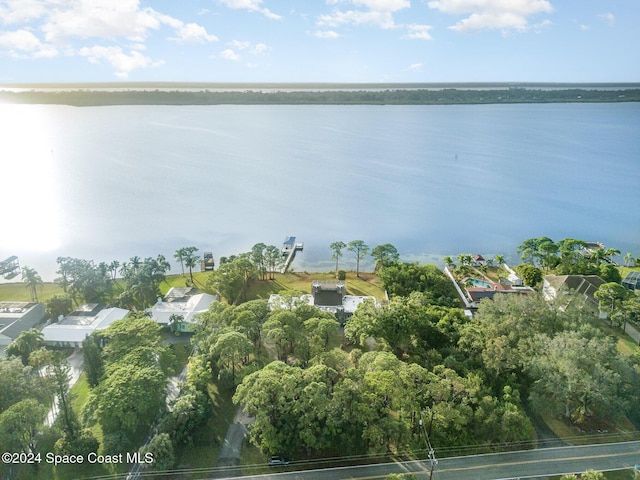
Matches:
[184,252,198,283]
[494,255,505,266]
[108,260,120,280]
[129,256,142,274]
[603,248,621,265]
[174,248,186,276]
[6,328,44,365]
[22,266,43,302]
[443,256,455,270]
[624,253,633,267]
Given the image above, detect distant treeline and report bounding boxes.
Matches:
[2,87,639,106]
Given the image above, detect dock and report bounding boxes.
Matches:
[281,237,304,273]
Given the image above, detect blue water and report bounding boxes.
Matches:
[1,102,639,280]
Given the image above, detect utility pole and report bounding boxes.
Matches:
[419,412,438,479]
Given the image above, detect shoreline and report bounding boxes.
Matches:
[1,86,639,106]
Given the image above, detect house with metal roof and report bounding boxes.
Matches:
[0,302,46,354]
[542,274,606,312]
[147,287,217,333]
[42,303,130,348]
[268,280,377,323]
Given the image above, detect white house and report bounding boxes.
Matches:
[42,304,129,348]
[147,288,217,333]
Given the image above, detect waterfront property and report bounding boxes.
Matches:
[542,274,607,314]
[268,280,377,323]
[147,287,217,333]
[0,301,46,354]
[41,303,129,347]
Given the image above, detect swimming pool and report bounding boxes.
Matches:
[464,278,493,288]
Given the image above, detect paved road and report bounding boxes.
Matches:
[208,441,640,480]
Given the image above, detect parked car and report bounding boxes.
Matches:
[268,456,290,467]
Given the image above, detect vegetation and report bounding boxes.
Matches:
[0,234,638,479]
[2,86,640,106]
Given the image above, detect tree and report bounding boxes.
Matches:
[212,331,253,384]
[140,433,175,472]
[598,263,622,283]
[537,238,559,271]
[624,252,634,267]
[49,353,79,439]
[347,240,369,277]
[264,245,284,280]
[516,264,543,287]
[378,262,458,305]
[594,282,630,325]
[22,266,43,302]
[6,328,44,365]
[92,362,167,436]
[207,255,256,304]
[371,243,400,270]
[108,260,120,281]
[184,250,199,283]
[82,333,104,388]
[0,357,47,412]
[443,255,455,269]
[329,241,347,275]
[251,243,267,280]
[174,247,186,275]
[528,330,632,423]
[46,294,73,321]
[494,254,505,266]
[0,399,47,454]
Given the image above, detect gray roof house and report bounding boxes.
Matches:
[0,302,46,352]
[269,281,377,323]
[543,274,606,312]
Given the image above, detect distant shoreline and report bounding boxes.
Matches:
[1,83,639,106]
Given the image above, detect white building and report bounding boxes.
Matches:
[42,304,129,348]
[147,287,217,333]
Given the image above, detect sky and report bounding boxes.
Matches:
[0,0,638,83]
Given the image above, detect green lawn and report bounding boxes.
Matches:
[0,281,64,302]
[244,271,386,301]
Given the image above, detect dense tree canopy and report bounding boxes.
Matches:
[378,262,458,306]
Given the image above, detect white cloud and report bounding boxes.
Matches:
[428,0,553,32]
[317,9,398,29]
[0,0,65,25]
[251,43,269,54]
[404,24,433,40]
[409,62,423,71]
[229,40,251,50]
[0,0,220,76]
[218,0,282,20]
[0,28,58,57]
[354,0,410,11]
[171,23,218,44]
[314,30,341,39]
[42,1,163,43]
[79,45,161,77]
[598,12,615,27]
[317,0,410,29]
[220,48,240,61]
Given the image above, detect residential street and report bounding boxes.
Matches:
[207,441,640,480]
